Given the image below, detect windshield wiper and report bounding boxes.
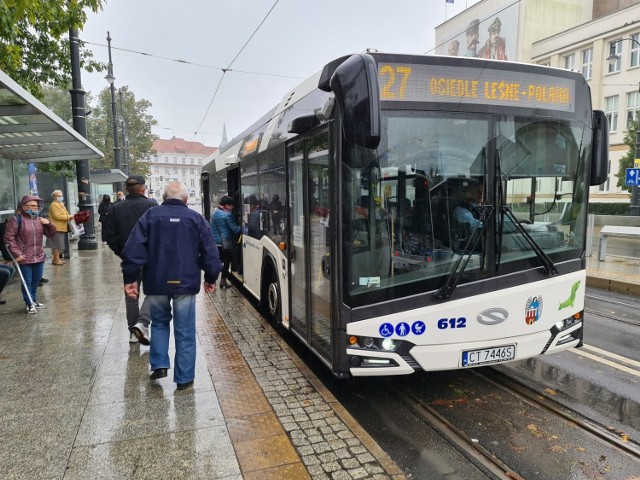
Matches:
[500,205,558,276]
[494,143,557,276]
[434,205,494,300]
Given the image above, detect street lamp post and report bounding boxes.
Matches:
[68,28,97,250]
[105,32,122,192]
[118,89,130,176]
[608,36,640,215]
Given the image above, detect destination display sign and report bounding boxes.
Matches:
[378,63,576,113]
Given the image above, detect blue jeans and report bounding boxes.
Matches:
[148,294,196,384]
[18,262,44,306]
[0,264,15,293]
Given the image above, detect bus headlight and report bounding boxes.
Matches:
[363,336,375,348]
[381,338,397,351]
[555,312,582,331]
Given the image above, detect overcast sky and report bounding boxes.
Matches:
[80,0,480,148]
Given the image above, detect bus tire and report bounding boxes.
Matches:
[261,268,281,326]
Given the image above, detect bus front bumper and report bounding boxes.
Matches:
[347,321,582,376]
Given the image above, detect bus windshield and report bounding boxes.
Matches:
[343,110,590,302]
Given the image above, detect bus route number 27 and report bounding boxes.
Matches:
[438,317,467,329]
[380,65,412,99]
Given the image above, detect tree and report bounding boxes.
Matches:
[37,84,157,179]
[617,117,637,192]
[38,83,84,177]
[87,86,157,177]
[0,0,103,98]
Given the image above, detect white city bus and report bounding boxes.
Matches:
[201,52,608,378]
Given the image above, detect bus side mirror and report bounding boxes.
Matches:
[590,110,609,186]
[327,54,381,150]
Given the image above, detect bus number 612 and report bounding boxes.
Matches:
[438,317,467,329]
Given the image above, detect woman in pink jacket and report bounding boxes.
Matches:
[5,195,56,313]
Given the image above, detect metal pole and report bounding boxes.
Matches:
[69,28,98,250]
[107,32,122,191]
[118,89,130,175]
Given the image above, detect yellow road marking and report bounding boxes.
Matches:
[568,345,640,377]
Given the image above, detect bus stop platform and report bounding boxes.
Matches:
[586,254,640,296]
[0,244,404,480]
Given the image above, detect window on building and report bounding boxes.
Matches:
[154,166,159,174]
[164,156,168,163]
[182,168,187,174]
[190,178,195,187]
[190,158,194,164]
[627,91,640,128]
[182,157,186,164]
[173,167,178,174]
[631,33,640,68]
[608,40,622,73]
[563,53,575,71]
[173,157,177,163]
[581,48,593,79]
[198,159,202,164]
[165,166,170,174]
[605,95,619,132]
[190,168,194,174]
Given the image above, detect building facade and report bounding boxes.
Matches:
[435,0,640,204]
[145,137,217,203]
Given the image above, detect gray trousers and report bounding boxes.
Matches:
[126,287,151,329]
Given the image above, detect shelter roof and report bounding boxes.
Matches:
[0,69,103,163]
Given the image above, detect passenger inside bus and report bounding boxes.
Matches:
[247,195,262,239]
[270,194,284,235]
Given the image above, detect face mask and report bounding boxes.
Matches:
[25,209,39,217]
[57,196,64,202]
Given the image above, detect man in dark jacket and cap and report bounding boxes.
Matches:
[103,175,157,344]
[121,181,222,390]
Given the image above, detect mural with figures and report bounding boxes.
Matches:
[439,3,519,61]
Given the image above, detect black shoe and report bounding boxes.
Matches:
[39,278,49,284]
[150,368,168,380]
[177,380,194,391]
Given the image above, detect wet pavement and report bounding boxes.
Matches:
[0,236,638,479]
[0,242,403,479]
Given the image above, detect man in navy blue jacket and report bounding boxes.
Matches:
[121,182,222,390]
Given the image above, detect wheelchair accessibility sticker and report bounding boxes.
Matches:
[379,321,426,337]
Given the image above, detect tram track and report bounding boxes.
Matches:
[584,307,640,327]
[585,293,640,327]
[389,366,640,480]
[475,368,640,461]
[393,387,522,480]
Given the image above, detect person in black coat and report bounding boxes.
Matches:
[98,194,113,245]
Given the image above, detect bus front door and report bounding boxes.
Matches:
[287,130,332,364]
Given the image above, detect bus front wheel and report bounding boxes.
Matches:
[261,269,281,326]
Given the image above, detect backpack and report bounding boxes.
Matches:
[1,215,22,261]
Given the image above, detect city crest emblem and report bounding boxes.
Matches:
[525,295,543,325]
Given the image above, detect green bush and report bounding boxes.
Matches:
[587,203,630,215]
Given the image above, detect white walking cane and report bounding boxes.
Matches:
[5,244,37,311]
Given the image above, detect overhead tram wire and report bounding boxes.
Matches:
[81,40,302,80]
[194,0,281,137]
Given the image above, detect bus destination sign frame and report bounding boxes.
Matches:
[378,63,576,113]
